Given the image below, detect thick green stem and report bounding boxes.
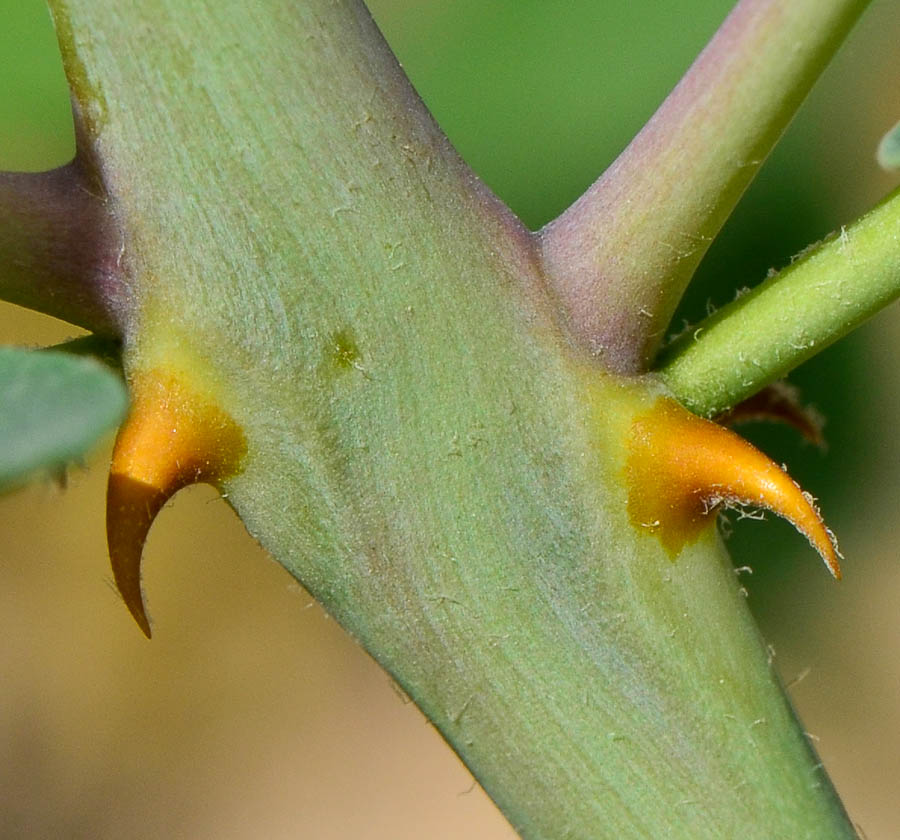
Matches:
[7,0,872,836]
[658,185,900,417]
[539,0,870,372]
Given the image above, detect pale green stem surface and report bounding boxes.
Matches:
[659,186,900,417]
[540,0,870,373]
[5,0,870,836]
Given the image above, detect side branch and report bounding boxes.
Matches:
[0,160,125,335]
[657,186,900,417]
[539,0,870,373]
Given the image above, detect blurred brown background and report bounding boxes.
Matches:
[2,0,899,837]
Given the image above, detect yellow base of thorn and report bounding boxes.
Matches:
[626,397,841,578]
[107,368,246,636]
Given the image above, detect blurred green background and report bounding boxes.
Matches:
[1,0,899,836]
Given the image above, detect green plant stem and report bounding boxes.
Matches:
[658,185,900,417]
[13,0,870,836]
[539,0,870,373]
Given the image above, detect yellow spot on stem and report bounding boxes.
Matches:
[106,368,246,637]
[626,398,841,578]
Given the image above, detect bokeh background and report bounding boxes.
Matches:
[2,0,899,836]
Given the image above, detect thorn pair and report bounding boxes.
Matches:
[105,375,840,639]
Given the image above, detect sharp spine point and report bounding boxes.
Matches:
[627,398,841,578]
[106,368,246,636]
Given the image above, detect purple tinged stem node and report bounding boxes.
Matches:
[0,153,127,336]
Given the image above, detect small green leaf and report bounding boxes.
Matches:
[0,346,127,491]
[877,119,900,170]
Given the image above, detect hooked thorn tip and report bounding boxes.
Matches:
[106,368,246,636]
[627,398,841,578]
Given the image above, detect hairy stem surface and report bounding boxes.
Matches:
[2,1,877,836]
[659,185,900,417]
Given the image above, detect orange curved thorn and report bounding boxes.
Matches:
[626,397,841,578]
[107,368,246,637]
